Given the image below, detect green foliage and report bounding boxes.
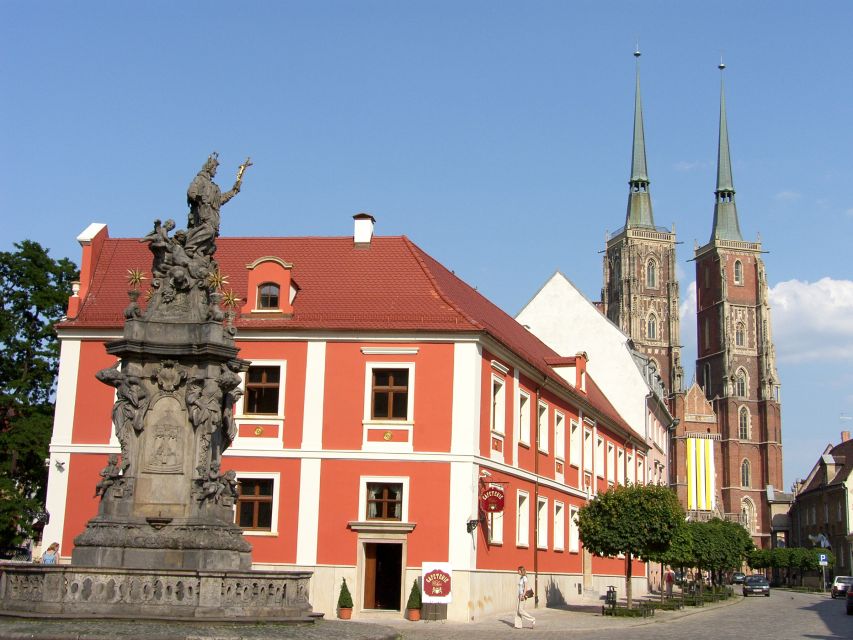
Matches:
[337,578,353,609]
[406,579,422,610]
[688,518,753,577]
[0,240,77,545]
[748,548,772,570]
[577,484,684,607]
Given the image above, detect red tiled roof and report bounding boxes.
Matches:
[63,233,633,436]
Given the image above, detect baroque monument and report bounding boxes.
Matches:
[0,156,315,620]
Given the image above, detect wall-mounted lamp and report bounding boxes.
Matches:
[54,460,66,472]
[466,518,480,533]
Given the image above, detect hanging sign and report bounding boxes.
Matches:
[479,485,505,513]
[422,562,452,603]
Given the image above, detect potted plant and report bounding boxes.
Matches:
[406,579,422,621]
[338,578,354,620]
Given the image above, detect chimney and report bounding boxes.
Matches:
[575,351,588,393]
[842,431,851,443]
[353,213,375,248]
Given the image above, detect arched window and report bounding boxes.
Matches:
[735,322,745,347]
[736,369,747,397]
[258,283,280,310]
[646,259,657,288]
[739,407,750,440]
[741,459,751,488]
[647,314,657,340]
[741,498,756,534]
[703,363,712,395]
[734,260,743,285]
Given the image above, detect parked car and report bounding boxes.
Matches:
[846,587,853,615]
[830,576,853,599]
[731,572,746,584]
[743,575,770,597]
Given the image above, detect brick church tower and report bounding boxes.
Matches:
[602,50,684,396]
[694,63,783,548]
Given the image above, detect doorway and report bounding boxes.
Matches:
[362,542,402,610]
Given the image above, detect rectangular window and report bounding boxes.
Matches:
[490,376,505,435]
[537,497,548,550]
[583,428,593,472]
[627,452,635,484]
[518,391,531,446]
[236,478,274,531]
[372,369,409,420]
[607,443,615,482]
[537,402,549,452]
[516,491,530,547]
[569,420,581,467]
[595,436,604,478]
[488,510,504,544]
[554,501,565,551]
[569,506,579,553]
[245,366,281,414]
[554,412,565,461]
[637,455,645,484]
[366,482,403,520]
[617,448,625,485]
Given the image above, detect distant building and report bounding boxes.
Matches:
[44,217,652,622]
[789,432,853,575]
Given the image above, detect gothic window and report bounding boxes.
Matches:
[735,369,747,397]
[735,322,745,347]
[646,259,657,289]
[739,407,750,440]
[647,314,658,340]
[703,319,711,349]
[741,498,755,533]
[734,260,744,285]
[741,459,751,488]
[703,363,712,395]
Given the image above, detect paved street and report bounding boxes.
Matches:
[0,591,850,639]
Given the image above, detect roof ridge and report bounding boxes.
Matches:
[400,236,483,330]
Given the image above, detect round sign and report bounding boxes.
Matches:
[423,569,452,598]
[480,486,505,512]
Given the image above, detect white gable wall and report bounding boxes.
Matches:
[516,272,648,440]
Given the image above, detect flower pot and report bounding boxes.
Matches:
[338,607,353,620]
[407,608,421,621]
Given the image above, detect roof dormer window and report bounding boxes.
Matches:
[258,283,280,310]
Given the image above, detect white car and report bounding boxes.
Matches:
[830,576,853,599]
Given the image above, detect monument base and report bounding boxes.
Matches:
[0,564,315,621]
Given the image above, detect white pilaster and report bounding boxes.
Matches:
[301,341,326,449]
[448,461,478,570]
[451,342,481,456]
[296,458,321,566]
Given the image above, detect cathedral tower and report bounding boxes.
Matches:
[602,50,684,395]
[694,63,783,548]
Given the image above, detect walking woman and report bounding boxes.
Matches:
[514,566,535,629]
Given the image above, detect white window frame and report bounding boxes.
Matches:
[637,455,645,485]
[734,260,744,285]
[363,362,416,425]
[537,401,549,453]
[554,411,566,461]
[583,428,593,472]
[518,390,531,446]
[490,374,506,436]
[569,420,581,467]
[516,490,530,547]
[488,510,504,545]
[234,471,281,536]
[232,360,287,451]
[569,506,580,553]
[358,475,411,522]
[537,496,548,550]
[607,442,615,483]
[553,500,565,551]
[617,448,625,485]
[627,451,635,484]
[595,436,604,478]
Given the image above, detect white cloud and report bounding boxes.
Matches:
[769,278,853,363]
[673,160,709,172]
[774,190,801,202]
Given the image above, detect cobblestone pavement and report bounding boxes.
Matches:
[1,591,849,640]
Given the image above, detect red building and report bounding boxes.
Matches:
[43,216,650,621]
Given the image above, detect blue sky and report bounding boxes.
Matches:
[3,2,853,486]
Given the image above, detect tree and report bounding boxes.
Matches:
[0,240,78,545]
[688,518,753,588]
[577,484,684,608]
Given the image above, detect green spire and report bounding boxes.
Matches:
[710,61,743,242]
[625,48,655,228]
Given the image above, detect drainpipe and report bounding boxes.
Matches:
[533,381,543,607]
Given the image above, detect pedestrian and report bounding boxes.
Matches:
[41,542,59,565]
[514,565,535,629]
[665,566,674,598]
